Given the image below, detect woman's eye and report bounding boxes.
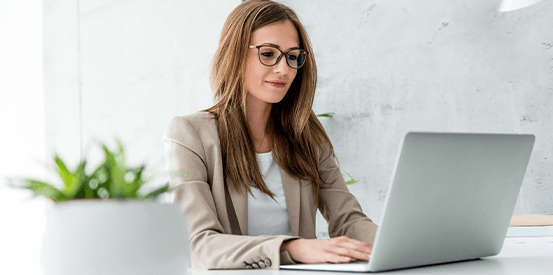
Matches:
[261,52,274,57]
[287,55,298,61]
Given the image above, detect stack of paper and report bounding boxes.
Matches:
[507,215,553,237]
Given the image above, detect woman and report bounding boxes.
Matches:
[163,0,378,270]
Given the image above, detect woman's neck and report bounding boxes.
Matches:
[246,93,272,153]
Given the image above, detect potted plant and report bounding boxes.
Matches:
[11,140,189,275]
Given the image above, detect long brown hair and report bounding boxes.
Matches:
[202,0,336,205]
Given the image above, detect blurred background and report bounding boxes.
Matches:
[1,0,552,274]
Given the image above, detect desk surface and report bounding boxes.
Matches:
[190,237,553,275]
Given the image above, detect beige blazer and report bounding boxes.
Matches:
[163,112,378,270]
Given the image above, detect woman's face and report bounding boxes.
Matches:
[245,20,299,105]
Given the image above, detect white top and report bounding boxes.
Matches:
[247,151,293,236]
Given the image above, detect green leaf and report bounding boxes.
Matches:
[63,159,87,199]
[125,165,145,198]
[342,171,359,185]
[103,143,126,198]
[345,178,359,185]
[22,179,67,201]
[115,139,126,169]
[84,184,95,199]
[142,183,170,200]
[54,154,77,195]
[116,139,125,155]
[316,112,335,117]
[10,139,170,201]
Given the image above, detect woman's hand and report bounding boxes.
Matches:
[281,236,372,264]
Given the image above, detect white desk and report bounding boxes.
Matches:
[190,237,553,275]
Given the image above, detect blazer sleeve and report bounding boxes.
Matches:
[163,116,298,270]
[317,146,379,245]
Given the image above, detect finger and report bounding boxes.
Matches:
[331,246,371,261]
[330,237,372,254]
[323,253,352,264]
[332,236,369,246]
[343,239,372,254]
[327,239,372,260]
[341,237,373,251]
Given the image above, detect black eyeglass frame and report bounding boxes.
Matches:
[249,45,309,69]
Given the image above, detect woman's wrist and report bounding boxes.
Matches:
[280,238,300,252]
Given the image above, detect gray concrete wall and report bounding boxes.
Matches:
[285,0,553,235]
[44,0,552,237]
[278,0,553,234]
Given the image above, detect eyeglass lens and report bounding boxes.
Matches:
[258,46,307,69]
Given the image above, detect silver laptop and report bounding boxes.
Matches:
[281,132,535,272]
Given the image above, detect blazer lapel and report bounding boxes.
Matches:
[228,182,249,235]
[280,167,300,236]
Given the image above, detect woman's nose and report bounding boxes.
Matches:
[273,56,290,74]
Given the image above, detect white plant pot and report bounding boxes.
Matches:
[41,200,189,275]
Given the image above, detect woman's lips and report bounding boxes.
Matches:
[266,81,285,88]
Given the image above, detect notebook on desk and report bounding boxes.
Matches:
[508,215,553,237]
[280,132,535,273]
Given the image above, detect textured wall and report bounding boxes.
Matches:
[44,0,552,237]
[276,0,553,234]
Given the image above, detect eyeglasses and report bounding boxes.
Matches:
[249,45,308,69]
